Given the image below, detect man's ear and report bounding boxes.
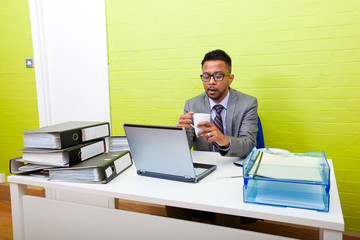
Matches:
[228,74,234,85]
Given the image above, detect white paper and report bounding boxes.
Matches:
[251,152,322,182]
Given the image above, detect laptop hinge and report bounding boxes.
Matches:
[184,175,191,180]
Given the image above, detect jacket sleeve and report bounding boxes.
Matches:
[184,100,196,149]
[222,97,258,158]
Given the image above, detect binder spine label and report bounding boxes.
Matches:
[80,140,105,161]
[105,165,113,178]
[82,123,110,141]
[114,153,132,174]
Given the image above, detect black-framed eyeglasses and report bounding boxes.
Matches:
[200,73,231,82]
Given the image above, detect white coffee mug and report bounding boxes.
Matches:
[193,113,211,135]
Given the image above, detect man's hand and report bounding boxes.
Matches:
[197,121,230,148]
[178,111,194,131]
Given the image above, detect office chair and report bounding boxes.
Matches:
[256,116,265,149]
[239,116,266,225]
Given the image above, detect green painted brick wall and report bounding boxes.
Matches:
[0,0,359,233]
[106,0,360,232]
[0,0,39,178]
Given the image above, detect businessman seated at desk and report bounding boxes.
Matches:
[168,49,259,225]
[178,49,258,158]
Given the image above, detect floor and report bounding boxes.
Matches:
[1,183,359,240]
[0,199,12,240]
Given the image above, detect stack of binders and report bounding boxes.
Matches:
[10,121,133,183]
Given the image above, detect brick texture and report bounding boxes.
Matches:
[106,0,360,232]
[0,0,39,178]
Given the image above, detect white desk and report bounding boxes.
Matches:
[8,151,344,240]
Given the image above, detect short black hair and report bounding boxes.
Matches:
[201,49,232,73]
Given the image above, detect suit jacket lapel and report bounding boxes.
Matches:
[202,93,211,113]
[226,88,236,135]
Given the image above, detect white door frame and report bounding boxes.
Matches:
[28,0,111,128]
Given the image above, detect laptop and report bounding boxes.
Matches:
[123,124,217,183]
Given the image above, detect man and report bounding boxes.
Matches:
[167,50,259,225]
[178,49,258,158]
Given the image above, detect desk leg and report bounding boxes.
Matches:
[10,183,27,240]
[320,229,342,240]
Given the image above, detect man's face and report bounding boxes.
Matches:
[202,60,234,103]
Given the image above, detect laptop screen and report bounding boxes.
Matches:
[123,124,197,179]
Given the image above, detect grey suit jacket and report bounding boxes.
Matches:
[184,88,258,158]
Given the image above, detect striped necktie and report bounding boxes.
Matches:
[213,104,224,152]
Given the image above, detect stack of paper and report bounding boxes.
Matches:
[246,152,322,182]
[108,136,130,152]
